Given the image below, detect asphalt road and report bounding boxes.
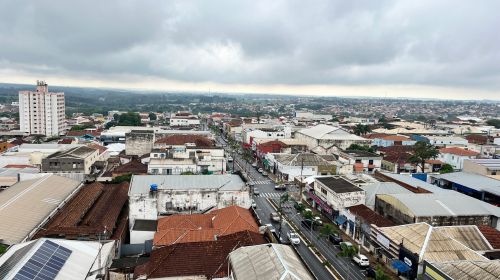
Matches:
[216,135,368,280]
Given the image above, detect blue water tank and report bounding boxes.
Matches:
[150,184,158,192]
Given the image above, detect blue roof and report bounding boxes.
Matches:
[392,259,411,273]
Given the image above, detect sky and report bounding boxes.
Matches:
[1,0,499,100]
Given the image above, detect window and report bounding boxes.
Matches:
[368,160,373,165]
[321,188,327,195]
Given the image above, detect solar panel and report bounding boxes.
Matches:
[13,240,72,280]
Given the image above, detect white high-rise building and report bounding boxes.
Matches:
[19,81,66,136]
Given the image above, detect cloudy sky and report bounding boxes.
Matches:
[1,0,499,99]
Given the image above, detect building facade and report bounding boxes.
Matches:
[19,81,66,136]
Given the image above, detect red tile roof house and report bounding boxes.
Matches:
[438,147,480,170]
[111,159,148,178]
[153,205,260,247]
[134,231,266,280]
[344,204,394,244]
[154,134,215,149]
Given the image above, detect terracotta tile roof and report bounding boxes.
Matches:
[58,138,74,144]
[135,231,265,279]
[382,135,411,141]
[478,225,500,249]
[440,147,479,156]
[34,182,129,240]
[155,135,214,147]
[365,133,390,139]
[3,164,36,168]
[347,204,394,227]
[426,159,444,164]
[112,159,147,174]
[154,206,259,246]
[87,143,107,155]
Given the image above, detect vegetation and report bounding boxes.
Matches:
[353,124,372,136]
[319,223,337,239]
[303,209,313,220]
[337,242,358,258]
[181,171,195,175]
[106,112,142,128]
[70,124,94,131]
[111,173,132,183]
[148,112,157,121]
[0,244,7,255]
[439,163,454,174]
[486,119,500,129]
[347,143,375,153]
[409,141,440,172]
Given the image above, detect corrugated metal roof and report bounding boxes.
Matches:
[361,182,412,209]
[129,174,246,195]
[0,174,81,245]
[380,172,449,193]
[297,124,366,141]
[467,159,500,171]
[229,244,315,280]
[429,260,500,280]
[431,172,500,195]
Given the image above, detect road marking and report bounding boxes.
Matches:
[250,180,272,185]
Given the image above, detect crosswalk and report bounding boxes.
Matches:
[258,192,282,198]
[250,180,272,185]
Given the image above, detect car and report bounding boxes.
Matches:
[227,156,233,162]
[274,184,286,191]
[252,163,258,168]
[313,216,323,226]
[352,254,370,267]
[365,266,376,278]
[265,223,276,233]
[270,212,281,222]
[293,202,304,210]
[328,233,343,244]
[253,188,260,195]
[262,171,268,176]
[251,200,257,208]
[339,241,353,249]
[287,232,301,245]
[301,219,315,230]
[258,168,263,173]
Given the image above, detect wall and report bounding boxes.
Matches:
[130,230,155,245]
[125,131,155,156]
[314,181,365,211]
[129,194,158,227]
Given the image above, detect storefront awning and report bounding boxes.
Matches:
[391,259,411,273]
[335,215,347,225]
[262,159,270,167]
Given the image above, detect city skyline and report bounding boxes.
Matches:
[1,1,500,100]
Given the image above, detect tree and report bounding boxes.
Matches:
[486,119,500,129]
[408,141,439,172]
[374,265,391,280]
[181,171,195,175]
[149,112,157,121]
[303,210,313,220]
[337,242,358,258]
[439,163,454,174]
[347,143,375,153]
[319,223,337,239]
[353,124,371,136]
[111,173,132,183]
[115,112,142,126]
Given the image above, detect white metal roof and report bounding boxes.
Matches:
[0,238,115,280]
[297,124,366,141]
[361,182,412,209]
[467,159,500,171]
[129,174,246,195]
[380,172,448,193]
[229,244,314,280]
[0,174,81,245]
[431,172,500,196]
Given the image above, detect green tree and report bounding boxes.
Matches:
[111,173,132,183]
[353,124,371,136]
[486,119,500,129]
[181,171,195,175]
[374,265,391,280]
[303,210,313,220]
[347,144,375,153]
[115,112,142,126]
[149,112,157,121]
[409,141,439,172]
[337,242,358,258]
[439,163,454,174]
[319,223,337,239]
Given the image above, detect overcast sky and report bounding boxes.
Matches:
[1,0,499,99]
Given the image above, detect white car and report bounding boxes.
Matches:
[265,223,276,233]
[251,200,257,208]
[227,156,233,162]
[258,168,264,173]
[352,254,370,267]
[262,171,268,176]
[287,232,301,245]
[313,216,323,226]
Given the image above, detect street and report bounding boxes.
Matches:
[216,135,368,280]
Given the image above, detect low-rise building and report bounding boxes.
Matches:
[125,130,155,156]
[423,259,500,280]
[169,112,200,127]
[242,126,291,146]
[311,176,365,218]
[338,150,382,173]
[41,146,99,174]
[371,135,416,147]
[295,124,369,154]
[426,136,468,147]
[229,243,315,280]
[0,238,116,280]
[438,147,479,170]
[128,174,250,226]
[463,159,500,176]
[265,153,339,182]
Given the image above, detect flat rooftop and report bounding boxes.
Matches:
[316,176,363,193]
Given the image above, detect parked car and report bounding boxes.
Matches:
[293,202,304,210]
[270,212,281,222]
[352,254,370,267]
[328,233,343,244]
[339,241,353,249]
[287,232,301,245]
[258,168,263,173]
[274,184,286,191]
[253,188,260,195]
[251,200,257,208]
[301,219,315,230]
[365,266,376,278]
[313,216,323,226]
[262,171,268,176]
[227,156,233,162]
[252,163,258,168]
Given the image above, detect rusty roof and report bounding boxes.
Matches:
[135,231,266,279]
[478,225,500,249]
[33,181,129,240]
[112,159,147,174]
[348,204,394,227]
[154,205,259,246]
[155,134,214,147]
[440,147,479,157]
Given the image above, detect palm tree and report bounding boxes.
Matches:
[353,124,371,136]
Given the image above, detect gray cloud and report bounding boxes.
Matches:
[1,0,500,91]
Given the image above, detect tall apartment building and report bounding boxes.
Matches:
[19,81,66,136]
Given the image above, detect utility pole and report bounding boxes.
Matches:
[299,157,304,203]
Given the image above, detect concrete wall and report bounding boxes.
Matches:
[125,131,155,156]
[130,230,155,245]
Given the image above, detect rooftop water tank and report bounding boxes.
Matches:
[150,184,158,192]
